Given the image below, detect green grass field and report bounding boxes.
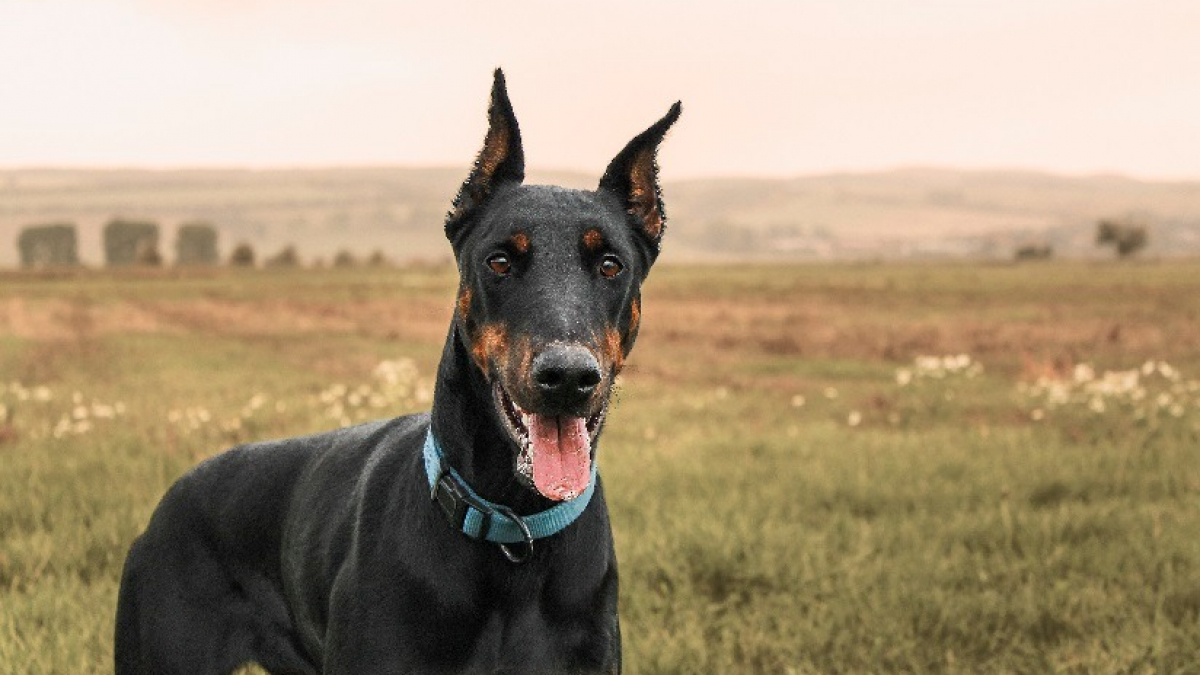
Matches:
[2,261,1199,674]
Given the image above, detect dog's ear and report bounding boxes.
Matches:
[446,69,526,244]
[598,102,681,254]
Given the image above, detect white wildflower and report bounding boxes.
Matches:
[1073,364,1095,383]
[847,411,863,427]
[53,416,72,438]
[790,394,806,408]
[1158,362,1179,381]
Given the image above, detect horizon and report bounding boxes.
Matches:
[4,163,1198,186]
[2,1,1199,182]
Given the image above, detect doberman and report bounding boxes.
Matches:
[115,69,680,674]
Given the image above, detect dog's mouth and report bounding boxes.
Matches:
[494,383,606,501]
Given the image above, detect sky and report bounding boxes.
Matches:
[1,0,1198,180]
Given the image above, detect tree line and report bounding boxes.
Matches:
[15,220,392,269]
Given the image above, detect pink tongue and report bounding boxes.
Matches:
[527,414,592,501]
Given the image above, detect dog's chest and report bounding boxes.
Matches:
[424,552,617,672]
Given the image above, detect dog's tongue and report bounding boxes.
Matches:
[527,414,591,501]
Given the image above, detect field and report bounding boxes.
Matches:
[2,260,1200,673]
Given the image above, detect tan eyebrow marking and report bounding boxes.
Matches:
[583,228,604,251]
[509,231,530,254]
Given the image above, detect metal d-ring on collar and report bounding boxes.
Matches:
[492,504,534,564]
[423,428,598,564]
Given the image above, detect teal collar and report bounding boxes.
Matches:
[423,428,597,563]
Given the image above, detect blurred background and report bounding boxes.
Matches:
[2,0,1198,267]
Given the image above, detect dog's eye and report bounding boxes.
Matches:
[598,255,623,278]
[487,254,511,276]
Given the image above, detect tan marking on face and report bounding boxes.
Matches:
[509,231,530,254]
[471,323,509,375]
[629,297,641,336]
[508,336,537,403]
[603,328,626,374]
[457,286,472,322]
[583,228,604,251]
[628,148,663,240]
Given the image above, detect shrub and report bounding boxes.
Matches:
[1096,219,1148,258]
[265,245,300,268]
[1014,244,1053,261]
[229,242,256,268]
[367,249,392,267]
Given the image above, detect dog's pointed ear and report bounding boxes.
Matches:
[446,69,526,244]
[598,102,681,253]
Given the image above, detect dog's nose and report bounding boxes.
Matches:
[532,345,602,408]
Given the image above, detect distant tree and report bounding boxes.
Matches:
[265,244,300,268]
[1014,244,1053,261]
[17,223,79,268]
[333,249,357,268]
[229,242,256,267]
[104,219,160,266]
[1096,219,1148,258]
[366,249,392,267]
[175,222,219,266]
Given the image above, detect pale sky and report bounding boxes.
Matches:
[2,0,1199,180]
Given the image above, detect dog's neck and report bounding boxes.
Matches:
[429,325,558,516]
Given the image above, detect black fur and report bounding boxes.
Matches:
[115,69,679,674]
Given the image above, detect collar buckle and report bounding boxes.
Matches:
[431,470,492,541]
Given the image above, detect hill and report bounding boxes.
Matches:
[2,167,1198,266]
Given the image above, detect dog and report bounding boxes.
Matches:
[115,69,680,674]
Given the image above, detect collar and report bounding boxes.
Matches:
[422,428,597,562]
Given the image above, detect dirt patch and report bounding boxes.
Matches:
[0,297,170,340]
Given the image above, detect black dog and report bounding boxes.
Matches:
[115,70,680,674]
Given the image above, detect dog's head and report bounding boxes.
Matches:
[445,69,679,502]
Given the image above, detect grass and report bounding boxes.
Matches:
[2,261,1200,673]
